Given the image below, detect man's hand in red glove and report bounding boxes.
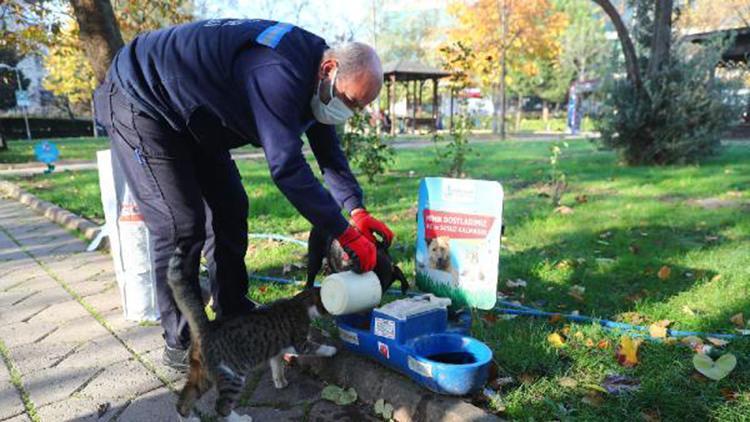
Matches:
[337,225,376,273]
[351,208,394,246]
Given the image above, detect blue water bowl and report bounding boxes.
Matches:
[405,333,493,395]
[335,296,492,396]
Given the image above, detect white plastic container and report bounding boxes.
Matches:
[321,271,382,315]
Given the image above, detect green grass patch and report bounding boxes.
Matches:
[0,137,110,163]
[7,139,750,420]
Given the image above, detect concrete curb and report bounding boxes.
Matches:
[0,180,102,241]
[301,348,502,422]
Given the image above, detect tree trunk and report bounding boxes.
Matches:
[69,0,124,84]
[515,92,522,131]
[647,0,673,78]
[499,0,508,140]
[591,0,641,90]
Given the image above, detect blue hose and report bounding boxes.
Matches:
[245,234,741,340]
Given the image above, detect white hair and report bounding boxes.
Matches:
[324,42,383,82]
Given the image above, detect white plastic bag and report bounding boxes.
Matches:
[98,149,159,321]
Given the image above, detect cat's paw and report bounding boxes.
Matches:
[178,412,201,422]
[273,375,289,389]
[222,411,253,422]
[314,344,337,357]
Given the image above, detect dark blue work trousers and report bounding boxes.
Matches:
[94,81,253,349]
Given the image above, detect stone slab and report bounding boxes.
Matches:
[41,315,109,345]
[0,319,60,348]
[118,324,165,355]
[307,399,381,422]
[303,347,502,422]
[56,334,132,370]
[35,396,115,422]
[76,358,164,405]
[24,365,100,408]
[0,361,26,420]
[10,340,79,376]
[116,387,180,422]
[249,367,324,406]
[83,290,123,315]
[235,405,306,421]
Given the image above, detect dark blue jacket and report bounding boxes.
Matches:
[109,19,363,236]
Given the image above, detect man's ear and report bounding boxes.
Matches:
[319,58,337,79]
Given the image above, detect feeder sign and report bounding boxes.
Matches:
[408,356,433,378]
[374,317,396,339]
[416,178,503,309]
[339,328,359,346]
[378,342,390,359]
[34,141,59,164]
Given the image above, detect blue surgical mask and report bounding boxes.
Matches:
[310,68,354,125]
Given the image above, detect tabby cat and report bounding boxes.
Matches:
[167,247,336,421]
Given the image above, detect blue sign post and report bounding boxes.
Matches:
[34,141,60,174]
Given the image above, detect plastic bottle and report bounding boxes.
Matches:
[321,271,382,315]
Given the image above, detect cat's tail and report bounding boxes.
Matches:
[167,246,209,338]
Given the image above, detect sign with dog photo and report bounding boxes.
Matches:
[415,177,503,309]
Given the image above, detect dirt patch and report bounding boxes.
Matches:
[687,198,750,210]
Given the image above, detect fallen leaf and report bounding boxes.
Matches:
[707,337,729,347]
[601,374,641,395]
[374,398,394,419]
[568,285,586,302]
[574,331,584,340]
[482,313,498,324]
[585,338,595,347]
[575,194,588,204]
[548,332,566,348]
[554,205,574,215]
[581,392,604,407]
[321,385,358,405]
[693,353,737,381]
[258,285,268,294]
[558,377,578,388]
[549,314,563,324]
[730,313,745,328]
[648,320,671,338]
[710,274,722,283]
[657,266,671,280]
[720,387,739,402]
[597,339,611,350]
[506,279,527,288]
[616,312,646,325]
[641,409,662,422]
[518,373,538,384]
[682,305,695,316]
[615,336,642,367]
[681,336,704,352]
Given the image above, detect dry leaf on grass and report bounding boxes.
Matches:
[730,313,745,328]
[693,353,737,381]
[548,332,566,348]
[558,377,578,388]
[568,285,586,302]
[657,266,671,280]
[554,205,574,215]
[615,336,642,367]
[648,320,671,338]
[706,337,729,347]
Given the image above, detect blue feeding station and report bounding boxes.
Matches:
[335,294,492,396]
[34,141,59,174]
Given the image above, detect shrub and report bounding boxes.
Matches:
[340,112,394,183]
[597,40,744,165]
[433,114,473,177]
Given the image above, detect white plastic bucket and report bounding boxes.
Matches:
[321,271,382,315]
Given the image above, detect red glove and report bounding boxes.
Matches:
[351,209,394,246]
[337,225,376,273]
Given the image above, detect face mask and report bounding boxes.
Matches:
[310,68,354,125]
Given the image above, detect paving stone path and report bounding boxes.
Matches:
[0,197,378,422]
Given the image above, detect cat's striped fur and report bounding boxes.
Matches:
[167,247,334,420]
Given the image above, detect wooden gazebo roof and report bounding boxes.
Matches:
[382,60,451,81]
[684,27,750,63]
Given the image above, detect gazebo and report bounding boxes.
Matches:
[382,60,451,135]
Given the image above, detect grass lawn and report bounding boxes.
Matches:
[8,139,750,420]
[0,137,111,164]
